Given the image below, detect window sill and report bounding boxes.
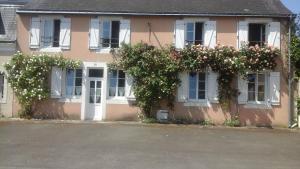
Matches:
[183,100,211,107]
[243,102,272,109]
[106,97,135,104]
[59,96,82,103]
[40,47,62,53]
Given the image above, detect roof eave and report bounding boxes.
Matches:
[16,9,294,18]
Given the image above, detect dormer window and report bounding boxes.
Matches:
[248,23,266,47]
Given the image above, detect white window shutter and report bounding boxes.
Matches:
[125,74,135,99]
[207,71,219,103]
[89,18,100,49]
[59,18,71,50]
[51,67,62,98]
[238,21,248,49]
[238,75,248,104]
[267,22,281,49]
[30,17,41,49]
[119,19,131,47]
[204,21,217,48]
[177,72,188,102]
[175,20,185,49]
[269,72,280,105]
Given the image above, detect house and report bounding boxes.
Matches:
[0,0,31,117]
[15,0,294,126]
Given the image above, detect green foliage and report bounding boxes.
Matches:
[4,52,81,118]
[111,43,181,116]
[111,43,279,118]
[291,36,300,78]
[179,45,279,106]
[224,116,241,127]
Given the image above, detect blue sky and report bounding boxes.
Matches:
[281,0,300,13]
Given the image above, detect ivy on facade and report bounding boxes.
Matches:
[4,52,81,118]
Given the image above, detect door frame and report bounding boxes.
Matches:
[81,62,107,121]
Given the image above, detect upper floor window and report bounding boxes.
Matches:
[102,20,120,48]
[247,73,266,102]
[42,19,61,48]
[66,69,82,97]
[248,23,266,47]
[188,72,206,100]
[185,22,204,46]
[30,17,71,50]
[89,18,130,51]
[108,70,125,97]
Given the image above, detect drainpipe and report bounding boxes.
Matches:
[288,14,293,128]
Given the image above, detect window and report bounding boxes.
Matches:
[41,19,61,48]
[88,69,104,78]
[247,73,265,102]
[0,74,4,99]
[109,70,126,97]
[189,72,206,100]
[248,23,266,47]
[101,20,120,48]
[66,69,82,97]
[0,14,5,35]
[185,22,203,46]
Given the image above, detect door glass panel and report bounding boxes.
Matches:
[189,72,197,99]
[96,81,102,103]
[89,81,95,103]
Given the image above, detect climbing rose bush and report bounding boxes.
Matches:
[112,43,280,117]
[4,52,81,118]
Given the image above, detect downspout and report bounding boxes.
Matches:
[288,14,293,128]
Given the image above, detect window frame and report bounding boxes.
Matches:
[247,72,268,104]
[248,23,267,47]
[108,69,126,98]
[100,19,120,49]
[188,71,207,102]
[185,21,204,46]
[39,16,63,52]
[65,68,83,98]
[0,72,7,103]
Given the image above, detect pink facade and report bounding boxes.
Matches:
[15,13,291,127]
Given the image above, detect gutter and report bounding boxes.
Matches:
[16,9,294,18]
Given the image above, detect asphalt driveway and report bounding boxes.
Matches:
[0,121,300,169]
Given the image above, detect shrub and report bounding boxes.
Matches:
[4,52,80,118]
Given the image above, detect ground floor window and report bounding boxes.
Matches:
[247,72,266,102]
[108,70,125,97]
[66,69,82,97]
[188,72,206,100]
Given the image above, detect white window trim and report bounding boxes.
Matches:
[65,69,82,97]
[97,16,123,53]
[184,71,209,107]
[39,15,64,52]
[184,19,207,46]
[244,72,271,109]
[0,73,7,104]
[108,70,126,98]
[58,68,83,103]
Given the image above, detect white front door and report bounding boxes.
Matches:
[85,79,103,120]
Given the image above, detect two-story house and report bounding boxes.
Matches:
[0,0,30,117]
[15,0,293,126]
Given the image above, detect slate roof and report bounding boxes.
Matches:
[18,0,293,17]
[0,0,31,5]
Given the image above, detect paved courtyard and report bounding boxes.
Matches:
[0,121,300,169]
